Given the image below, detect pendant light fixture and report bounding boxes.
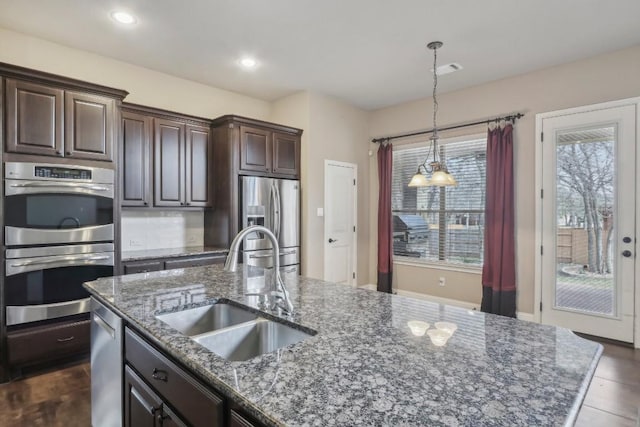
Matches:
[408,41,458,187]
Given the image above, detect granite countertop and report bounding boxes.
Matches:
[121,246,228,261]
[84,265,602,426]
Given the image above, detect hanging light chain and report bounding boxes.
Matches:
[432,44,439,140]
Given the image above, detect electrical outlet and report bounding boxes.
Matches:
[438,277,446,287]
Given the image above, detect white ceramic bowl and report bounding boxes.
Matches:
[434,321,458,335]
[407,320,430,336]
[427,328,452,346]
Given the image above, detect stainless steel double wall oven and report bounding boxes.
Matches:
[4,162,115,327]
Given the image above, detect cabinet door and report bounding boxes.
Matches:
[239,126,271,173]
[5,79,64,157]
[154,119,186,207]
[122,112,152,207]
[185,125,212,207]
[65,91,115,161]
[272,132,300,177]
[124,365,162,427]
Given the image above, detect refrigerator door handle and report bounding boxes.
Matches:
[274,184,282,240]
[269,183,276,235]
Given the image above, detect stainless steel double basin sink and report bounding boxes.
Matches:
[156,302,314,361]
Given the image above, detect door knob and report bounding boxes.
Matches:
[622,250,633,258]
[623,236,632,243]
[328,238,338,243]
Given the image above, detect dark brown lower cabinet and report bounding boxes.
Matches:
[122,254,226,275]
[7,318,90,366]
[124,365,187,427]
[123,260,164,275]
[125,328,225,427]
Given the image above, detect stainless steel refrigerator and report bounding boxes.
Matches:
[240,176,300,276]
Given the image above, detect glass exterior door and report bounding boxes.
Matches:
[540,104,636,342]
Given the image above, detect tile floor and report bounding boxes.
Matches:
[0,338,637,426]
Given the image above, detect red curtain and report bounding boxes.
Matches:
[377,143,393,293]
[481,124,516,317]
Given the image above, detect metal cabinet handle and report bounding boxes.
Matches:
[57,336,75,343]
[328,238,338,243]
[152,368,168,382]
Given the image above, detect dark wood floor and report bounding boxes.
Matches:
[0,338,638,426]
[0,360,91,427]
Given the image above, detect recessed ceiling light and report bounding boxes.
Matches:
[239,57,257,69]
[111,11,137,25]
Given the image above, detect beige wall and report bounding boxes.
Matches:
[0,27,271,119]
[271,92,370,282]
[369,44,640,314]
[0,28,372,283]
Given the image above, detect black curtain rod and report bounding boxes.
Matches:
[371,113,525,144]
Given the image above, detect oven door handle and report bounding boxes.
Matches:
[6,254,114,276]
[9,183,111,191]
[10,255,111,267]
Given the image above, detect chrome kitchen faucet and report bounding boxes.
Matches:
[224,225,294,315]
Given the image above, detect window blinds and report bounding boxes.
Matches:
[392,137,486,266]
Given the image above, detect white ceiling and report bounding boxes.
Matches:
[1,0,639,110]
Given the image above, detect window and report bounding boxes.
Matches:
[392,135,486,266]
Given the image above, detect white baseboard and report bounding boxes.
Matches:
[358,284,377,291]
[394,289,537,323]
[394,289,480,311]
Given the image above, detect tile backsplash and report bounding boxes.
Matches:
[121,210,204,251]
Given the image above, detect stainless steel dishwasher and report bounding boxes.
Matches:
[90,297,123,427]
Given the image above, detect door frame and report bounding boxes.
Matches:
[534,97,640,347]
[323,160,358,285]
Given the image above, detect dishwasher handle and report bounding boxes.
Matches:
[92,312,115,339]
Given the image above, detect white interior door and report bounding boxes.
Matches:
[324,160,357,285]
[538,103,637,342]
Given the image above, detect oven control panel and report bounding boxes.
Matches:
[35,166,92,180]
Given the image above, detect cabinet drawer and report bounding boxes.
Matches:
[123,260,164,275]
[164,255,226,270]
[125,328,224,427]
[8,319,90,365]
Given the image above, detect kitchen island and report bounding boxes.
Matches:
[84,264,602,426]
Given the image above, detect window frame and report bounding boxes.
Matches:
[391,132,487,272]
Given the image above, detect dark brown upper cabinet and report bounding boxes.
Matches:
[64,91,115,161]
[121,111,152,207]
[2,67,126,162]
[239,125,271,173]
[5,79,64,157]
[272,131,300,176]
[121,103,212,209]
[232,119,301,178]
[154,118,186,207]
[185,124,212,207]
